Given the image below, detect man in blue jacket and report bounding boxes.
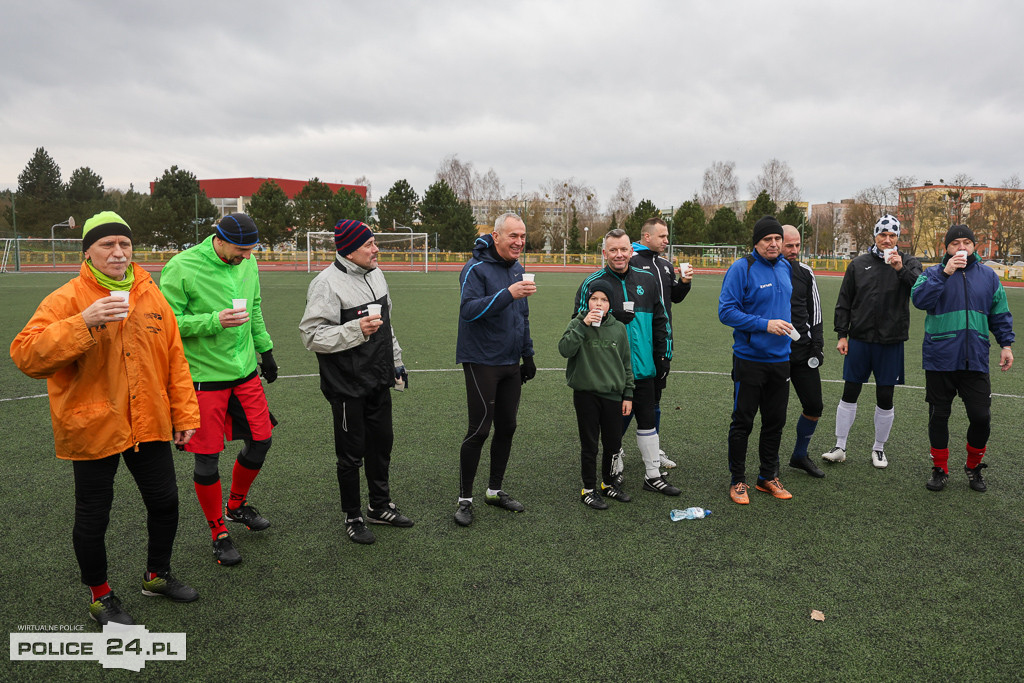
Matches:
[719,216,796,504]
[454,213,536,526]
[911,224,1014,492]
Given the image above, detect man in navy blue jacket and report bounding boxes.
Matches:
[454,213,536,527]
[911,224,1014,493]
[718,216,796,504]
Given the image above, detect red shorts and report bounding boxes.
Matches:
[186,376,273,454]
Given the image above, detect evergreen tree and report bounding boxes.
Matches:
[150,166,217,248]
[111,185,155,245]
[672,195,707,243]
[376,179,420,233]
[247,180,293,250]
[16,147,66,235]
[742,190,779,232]
[568,209,582,253]
[707,206,745,245]
[66,167,105,229]
[420,180,476,251]
[623,198,660,241]
[292,178,334,243]
[327,186,369,225]
[777,200,805,229]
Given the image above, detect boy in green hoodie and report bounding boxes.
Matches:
[559,280,634,509]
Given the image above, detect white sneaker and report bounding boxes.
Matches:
[610,448,625,476]
[658,450,677,469]
[822,446,847,463]
[871,450,888,469]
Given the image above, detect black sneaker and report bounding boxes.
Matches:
[213,532,242,566]
[643,476,681,496]
[367,503,414,527]
[926,466,948,492]
[141,571,199,602]
[224,503,271,531]
[789,456,825,478]
[89,592,134,626]
[600,482,632,502]
[608,472,625,488]
[580,489,608,509]
[485,490,525,512]
[454,500,473,527]
[965,463,988,492]
[345,517,376,544]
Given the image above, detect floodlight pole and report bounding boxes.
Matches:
[50,216,75,269]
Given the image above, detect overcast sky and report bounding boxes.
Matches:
[3,0,1023,210]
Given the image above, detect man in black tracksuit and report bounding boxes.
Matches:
[782,225,826,478]
[628,217,693,470]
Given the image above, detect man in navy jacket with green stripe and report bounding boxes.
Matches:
[911,224,1014,493]
[718,216,796,505]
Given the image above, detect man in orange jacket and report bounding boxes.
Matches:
[11,211,202,627]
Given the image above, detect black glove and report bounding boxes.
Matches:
[520,355,537,384]
[259,349,278,384]
[812,346,825,368]
[657,357,671,380]
[611,308,635,325]
[395,365,409,391]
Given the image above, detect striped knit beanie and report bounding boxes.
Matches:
[335,219,373,256]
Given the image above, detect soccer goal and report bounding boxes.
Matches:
[306,231,430,273]
[3,238,84,272]
[668,244,739,268]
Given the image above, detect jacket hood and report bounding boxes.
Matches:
[335,252,373,276]
[631,241,653,254]
[472,233,512,266]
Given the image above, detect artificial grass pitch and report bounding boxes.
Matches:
[2,269,1023,681]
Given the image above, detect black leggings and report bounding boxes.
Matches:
[72,442,179,586]
[841,381,894,410]
[460,363,521,497]
[573,391,622,489]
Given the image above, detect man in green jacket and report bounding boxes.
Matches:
[160,213,278,566]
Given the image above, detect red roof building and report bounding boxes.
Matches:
[149,177,368,217]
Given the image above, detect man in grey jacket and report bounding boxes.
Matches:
[299,219,412,545]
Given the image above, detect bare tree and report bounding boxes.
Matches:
[353,175,372,204]
[748,158,800,203]
[543,177,597,251]
[972,176,1024,260]
[606,177,634,224]
[946,172,975,225]
[435,154,475,202]
[844,192,880,253]
[699,161,739,214]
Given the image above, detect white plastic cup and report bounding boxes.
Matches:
[622,301,635,313]
[366,303,382,317]
[109,290,129,318]
[232,298,247,311]
[787,327,801,341]
[883,248,896,264]
[679,262,691,276]
[522,273,535,283]
[956,250,968,259]
[591,315,602,327]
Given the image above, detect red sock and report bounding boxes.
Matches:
[194,480,227,539]
[966,444,986,469]
[930,448,949,473]
[144,571,158,581]
[227,460,260,511]
[89,582,111,601]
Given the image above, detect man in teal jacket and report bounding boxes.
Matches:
[911,224,1014,493]
[160,213,277,566]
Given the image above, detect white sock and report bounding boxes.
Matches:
[835,400,857,450]
[486,489,500,497]
[459,497,473,504]
[582,488,594,494]
[637,429,662,478]
[872,406,895,451]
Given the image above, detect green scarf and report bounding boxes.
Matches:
[87,260,135,291]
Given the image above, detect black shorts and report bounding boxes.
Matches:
[925,370,991,408]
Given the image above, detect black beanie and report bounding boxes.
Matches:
[216,213,260,246]
[586,279,616,304]
[944,224,975,247]
[752,215,783,246]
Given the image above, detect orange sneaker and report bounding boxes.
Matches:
[730,482,750,504]
[755,477,793,499]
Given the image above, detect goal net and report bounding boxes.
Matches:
[306,231,429,273]
[4,238,85,272]
[667,244,739,268]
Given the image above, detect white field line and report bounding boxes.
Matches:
[5,369,1023,401]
